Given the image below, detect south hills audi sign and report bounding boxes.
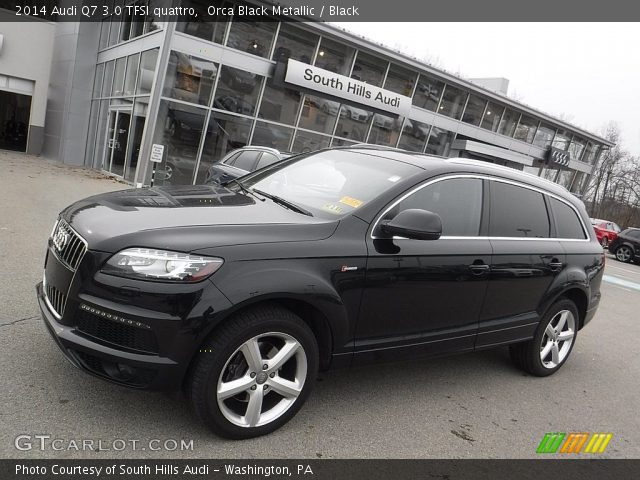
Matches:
[284,59,412,117]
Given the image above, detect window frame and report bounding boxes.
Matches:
[548,196,588,240]
[370,174,590,242]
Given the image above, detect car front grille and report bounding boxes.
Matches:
[44,278,67,319]
[75,309,159,355]
[51,219,87,271]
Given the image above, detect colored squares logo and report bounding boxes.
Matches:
[537,432,613,454]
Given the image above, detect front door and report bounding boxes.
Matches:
[354,176,491,364]
[103,110,131,177]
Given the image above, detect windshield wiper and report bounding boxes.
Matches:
[224,178,264,202]
[252,189,313,217]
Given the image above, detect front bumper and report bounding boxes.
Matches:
[37,282,185,389]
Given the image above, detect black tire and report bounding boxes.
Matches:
[615,245,634,263]
[188,305,319,439]
[509,298,579,377]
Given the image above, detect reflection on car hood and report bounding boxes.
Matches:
[61,185,338,253]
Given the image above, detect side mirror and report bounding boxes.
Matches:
[380,209,442,241]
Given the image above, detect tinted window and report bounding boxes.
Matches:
[256,152,280,169]
[626,229,640,240]
[489,182,550,238]
[388,178,483,236]
[550,197,586,239]
[222,152,241,165]
[233,151,261,171]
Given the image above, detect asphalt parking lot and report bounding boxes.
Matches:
[1,151,639,459]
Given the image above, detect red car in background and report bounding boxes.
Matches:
[590,218,621,248]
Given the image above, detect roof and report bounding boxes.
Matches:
[337,146,577,202]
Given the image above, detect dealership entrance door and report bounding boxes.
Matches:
[103,108,131,177]
[0,90,32,152]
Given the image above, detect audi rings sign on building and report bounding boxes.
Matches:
[547,146,571,167]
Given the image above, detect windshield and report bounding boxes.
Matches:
[241,150,421,218]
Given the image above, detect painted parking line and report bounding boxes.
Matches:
[602,275,640,292]
[605,264,640,277]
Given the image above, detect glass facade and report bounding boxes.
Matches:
[84,11,608,190]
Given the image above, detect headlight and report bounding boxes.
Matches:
[102,248,223,282]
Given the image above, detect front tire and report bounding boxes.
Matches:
[188,305,319,439]
[510,298,578,377]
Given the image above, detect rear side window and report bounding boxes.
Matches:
[627,229,640,240]
[389,178,483,236]
[233,151,261,171]
[550,197,586,239]
[222,152,241,165]
[489,181,550,238]
[256,152,280,170]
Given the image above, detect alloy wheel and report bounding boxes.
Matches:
[540,310,575,369]
[216,332,307,428]
[616,246,632,262]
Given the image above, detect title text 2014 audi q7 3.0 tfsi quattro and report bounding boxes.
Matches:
[37,146,604,438]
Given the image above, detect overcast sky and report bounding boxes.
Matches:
[339,23,640,155]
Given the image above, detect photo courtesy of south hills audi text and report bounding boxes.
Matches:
[1,0,640,479]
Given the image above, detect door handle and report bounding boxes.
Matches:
[468,261,490,276]
[548,259,563,272]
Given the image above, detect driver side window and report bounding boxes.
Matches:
[381,178,483,236]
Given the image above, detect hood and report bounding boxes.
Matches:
[61,185,338,253]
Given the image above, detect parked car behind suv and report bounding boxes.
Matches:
[590,218,621,248]
[37,147,604,439]
[204,146,293,184]
[608,227,640,263]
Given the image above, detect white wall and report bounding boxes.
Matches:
[0,10,55,129]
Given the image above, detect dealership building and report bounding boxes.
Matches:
[0,1,614,191]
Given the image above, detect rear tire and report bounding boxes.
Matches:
[615,245,634,263]
[510,298,578,377]
[188,305,318,439]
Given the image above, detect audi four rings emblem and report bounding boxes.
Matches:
[551,150,570,167]
[52,230,69,252]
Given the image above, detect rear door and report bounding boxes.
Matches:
[477,179,564,347]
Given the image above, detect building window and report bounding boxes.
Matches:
[153,101,207,185]
[461,94,487,126]
[252,121,294,150]
[351,51,387,87]
[334,105,372,143]
[111,57,127,97]
[480,102,504,132]
[368,114,403,147]
[425,127,455,156]
[498,108,519,137]
[397,120,430,152]
[272,23,318,64]
[514,115,538,144]
[315,38,355,76]
[292,130,331,153]
[197,113,253,183]
[136,49,159,96]
[438,85,468,120]
[176,0,230,44]
[258,78,302,125]
[384,64,416,96]
[123,53,140,96]
[413,73,444,112]
[568,137,587,161]
[214,65,263,116]
[552,129,571,150]
[331,137,358,147]
[298,95,338,135]
[533,123,555,148]
[163,52,218,106]
[93,63,105,98]
[583,142,601,165]
[227,21,277,58]
[557,170,575,188]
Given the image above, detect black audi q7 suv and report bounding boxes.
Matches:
[37,146,604,439]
